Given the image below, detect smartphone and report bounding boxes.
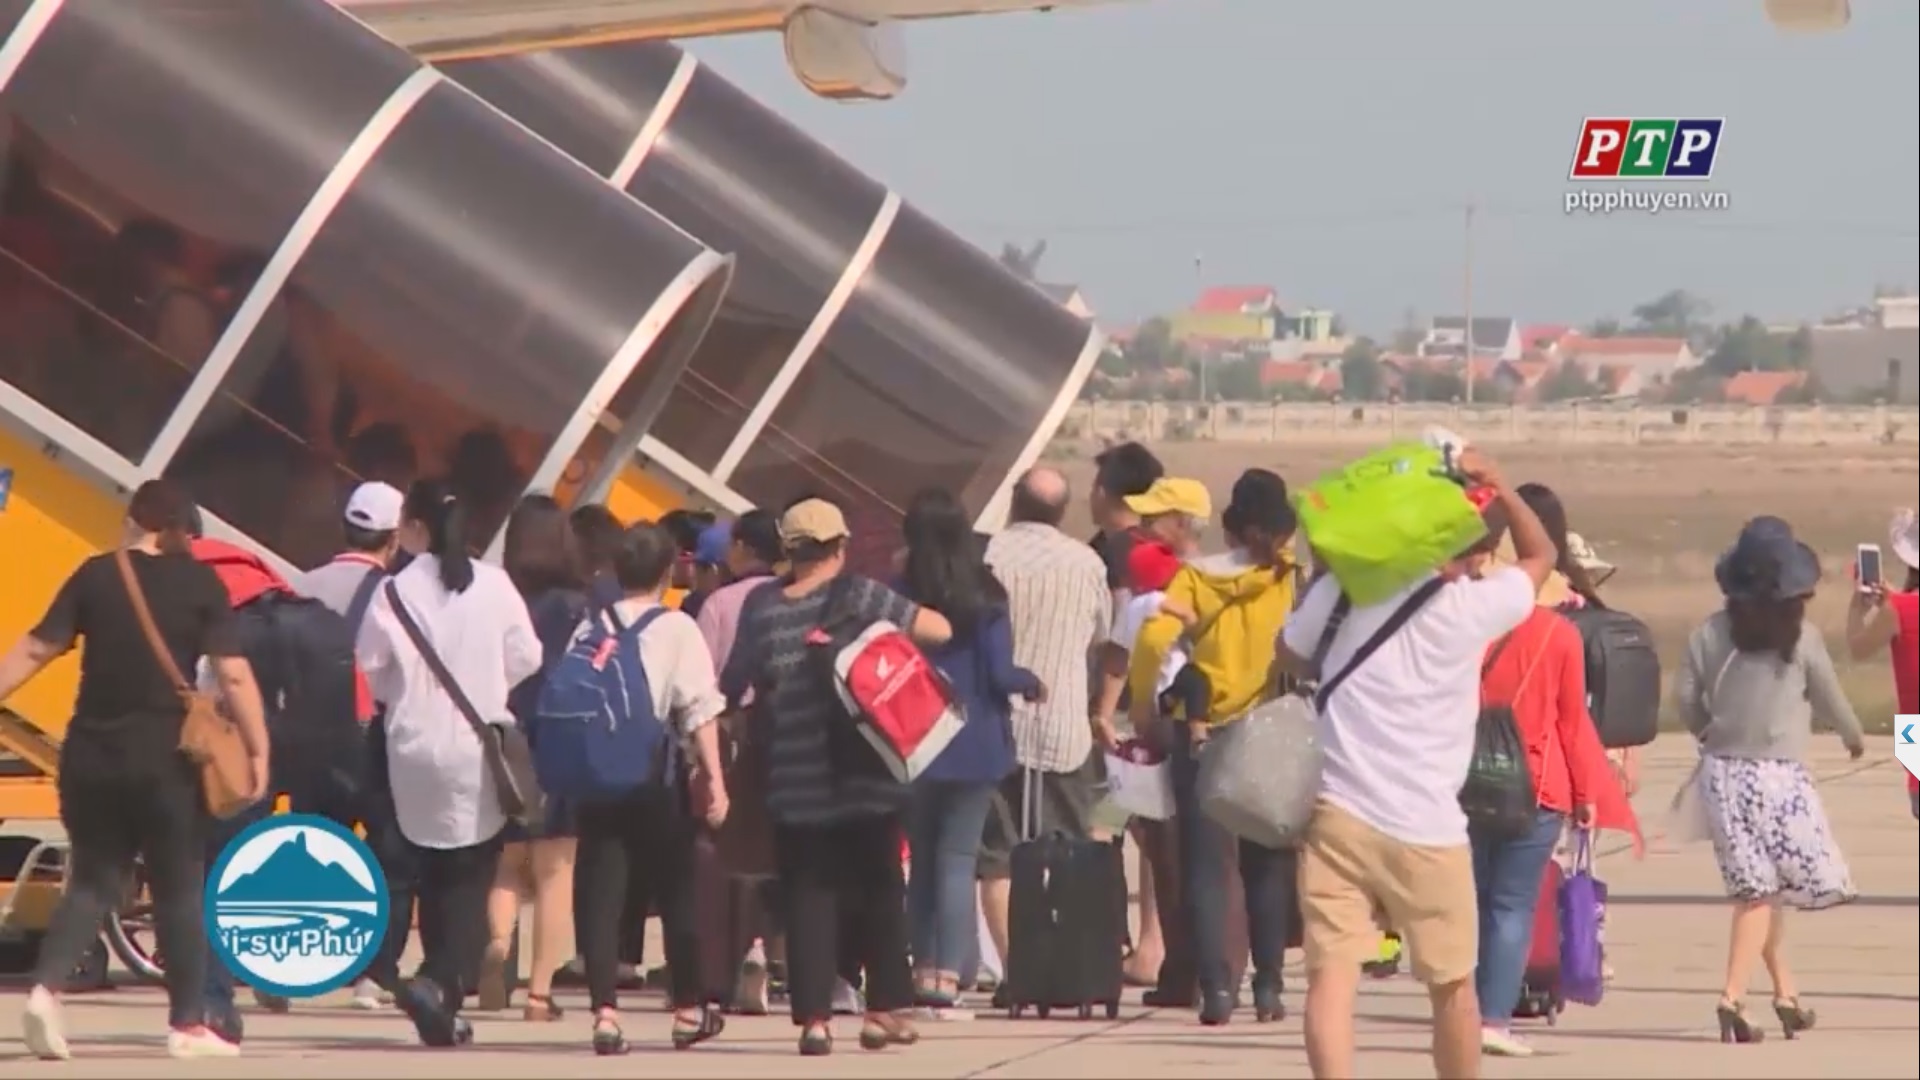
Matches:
[1855,543,1882,591]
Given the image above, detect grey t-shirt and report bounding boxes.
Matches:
[1676,611,1864,761]
[721,573,920,825]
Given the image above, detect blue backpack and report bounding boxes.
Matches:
[530,607,671,799]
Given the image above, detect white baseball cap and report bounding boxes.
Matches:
[344,481,404,532]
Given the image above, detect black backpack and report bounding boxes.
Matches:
[236,592,365,801]
[1459,633,1540,839]
[1565,605,1662,749]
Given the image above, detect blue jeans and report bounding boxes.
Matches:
[203,797,278,1020]
[905,780,996,979]
[1469,809,1566,1025]
[1171,725,1295,999]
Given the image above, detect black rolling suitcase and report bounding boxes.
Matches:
[1003,768,1126,1020]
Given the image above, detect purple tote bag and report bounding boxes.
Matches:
[1558,830,1607,1007]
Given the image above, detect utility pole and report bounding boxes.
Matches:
[1462,201,1477,404]
[1193,253,1207,403]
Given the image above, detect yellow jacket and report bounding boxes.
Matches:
[1128,548,1299,724]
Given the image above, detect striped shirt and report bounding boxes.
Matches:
[986,522,1111,773]
[719,574,919,825]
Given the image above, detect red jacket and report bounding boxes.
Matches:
[189,539,373,724]
[1481,607,1642,854]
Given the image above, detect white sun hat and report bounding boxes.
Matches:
[1891,509,1918,572]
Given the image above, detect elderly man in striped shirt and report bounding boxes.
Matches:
[978,467,1113,989]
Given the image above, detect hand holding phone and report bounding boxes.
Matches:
[1855,543,1883,593]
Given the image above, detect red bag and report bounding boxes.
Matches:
[811,578,964,782]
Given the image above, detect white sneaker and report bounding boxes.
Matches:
[917,999,975,1022]
[1482,1026,1536,1057]
[733,942,771,1016]
[168,1025,242,1059]
[350,978,391,1010]
[23,986,71,1061]
[831,977,866,1015]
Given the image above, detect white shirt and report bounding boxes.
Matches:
[1110,590,1187,697]
[985,523,1111,773]
[358,555,541,850]
[1282,565,1534,847]
[298,552,388,620]
[596,597,727,740]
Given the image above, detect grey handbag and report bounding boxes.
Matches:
[1197,578,1444,848]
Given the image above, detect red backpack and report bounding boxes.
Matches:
[808,577,964,783]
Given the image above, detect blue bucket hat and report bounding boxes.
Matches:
[1714,515,1821,601]
[694,521,732,567]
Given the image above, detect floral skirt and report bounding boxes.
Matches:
[1701,756,1855,909]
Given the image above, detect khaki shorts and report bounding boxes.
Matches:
[1298,800,1477,986]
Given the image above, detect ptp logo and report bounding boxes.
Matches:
[1569,118,1724,180]
[1897,715,1920,782]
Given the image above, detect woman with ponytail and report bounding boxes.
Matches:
[358,479,542,1048]
[0,480,270,1060]
[1517,483,1637,793]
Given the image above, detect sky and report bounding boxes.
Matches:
[691,0,1919,337]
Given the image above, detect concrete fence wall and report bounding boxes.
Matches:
[1060,401,1920,447]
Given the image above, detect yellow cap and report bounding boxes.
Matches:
[1124,477,1212,519]
[778,498,849,546]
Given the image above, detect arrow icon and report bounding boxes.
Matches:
[1898,716,1920,782]
[1903,724,1916,744]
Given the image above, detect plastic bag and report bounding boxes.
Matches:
[1664,758,1713,845]
[1105,739,1175,821]
[1295,442,1486,606]
[1558,831,1607,1007]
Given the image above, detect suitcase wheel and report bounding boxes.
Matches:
[1036,1004,1051,1020]
[1077,1003,1092,1020]
[1105,1000,1121,1020]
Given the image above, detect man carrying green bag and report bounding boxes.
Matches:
[1295,440,1487,607]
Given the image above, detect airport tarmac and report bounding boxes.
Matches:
[2,734,1915,1078]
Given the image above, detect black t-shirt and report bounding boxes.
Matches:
[32,550,239,772]
[1089,528,1139,592]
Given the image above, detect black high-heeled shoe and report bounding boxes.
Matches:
[671,1006,725,1050]
[591,1016,630,1056]
[1716,1000,1764,1044]
[798,1020,834,1056]
[1772,998,1816,1040]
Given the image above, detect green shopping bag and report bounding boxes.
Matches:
[1294,442,1486,606]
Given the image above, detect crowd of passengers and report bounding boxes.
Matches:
[1,437,1912,1077]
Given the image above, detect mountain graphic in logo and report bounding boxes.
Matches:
[218,829,377,905]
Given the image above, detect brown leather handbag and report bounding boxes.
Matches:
[115,549,254,819]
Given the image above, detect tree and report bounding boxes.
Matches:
[1391,307,1425,354]
[996,239,1047,280]
[1707,315,1798,375]
[1339,337,1386,401]
[1402,368,1465,402]
[1537,362,1600,402]
[1211,358,1266,401]
[1630,289,1712,342]
[1586,317,1622,338]
[1123,316,1183,372]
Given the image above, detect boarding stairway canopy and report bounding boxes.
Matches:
[0,0,1101,818]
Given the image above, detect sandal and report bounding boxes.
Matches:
[523,993,562,1022]
[798,1019,834,1057]
[671,1005,725,1050]
[591,1015,629,1056]
[476,952,510,1012]
[859,1010,920,1051]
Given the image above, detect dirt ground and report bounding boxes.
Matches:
[1047,439,1917,729]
